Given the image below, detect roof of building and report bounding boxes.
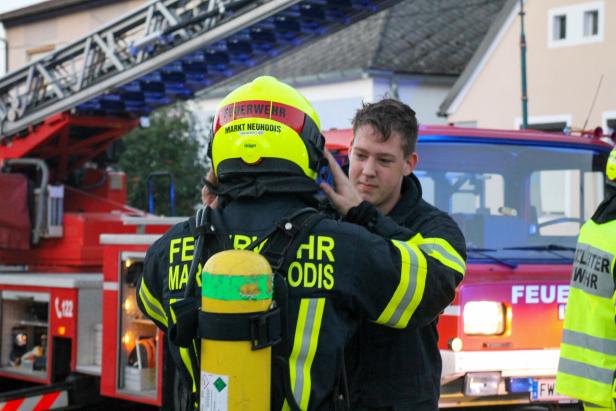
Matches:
[199,0,508,97]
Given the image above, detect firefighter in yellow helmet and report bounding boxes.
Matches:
[555,147,616,410]
[137,76,461,410]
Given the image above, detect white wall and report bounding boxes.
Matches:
[397,80,453,126]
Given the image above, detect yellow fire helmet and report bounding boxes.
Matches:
[607,147,616,187]
[209,76,324,182]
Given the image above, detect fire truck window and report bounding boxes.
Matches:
[530,170,582,236]
[118,258,158,397]
[416,172,434,204]
[447,173,505,216]
[416,141,604,251]
[0,292,49,378]
[584,171,604,220]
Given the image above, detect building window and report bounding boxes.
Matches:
[548,2,604,48]
[553,15,567,40]
[528,122,567,133]
[607,119,616,134]
[584,10,599,36]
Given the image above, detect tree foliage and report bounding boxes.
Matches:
[118,104,207,216]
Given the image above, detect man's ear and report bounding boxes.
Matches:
[402,152,418,176]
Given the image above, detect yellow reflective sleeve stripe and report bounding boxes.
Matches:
[300,298,325,410]
[408,233,466,275]
[285,298,326,411]
[169,298,177,323]
[179,347,197,393]
[287,302,307,410]
[375,240,427,329]
[138,278,168,328]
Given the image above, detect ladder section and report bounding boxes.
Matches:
[0,0,399,139]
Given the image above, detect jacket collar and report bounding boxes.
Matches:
[388,173,422,220]
[591,192,616,224]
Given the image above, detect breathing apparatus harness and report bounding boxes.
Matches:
[167,204,350,410]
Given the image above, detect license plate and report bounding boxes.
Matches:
[531,378,573,401]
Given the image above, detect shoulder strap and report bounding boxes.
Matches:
[169,207,215,347]
[184,206,216,299]
[247,207,324,271]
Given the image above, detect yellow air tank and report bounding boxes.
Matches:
[200,249,273,411]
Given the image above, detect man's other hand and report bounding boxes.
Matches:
[202,169,219,208]
[319,149,363,216]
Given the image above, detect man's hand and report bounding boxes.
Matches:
[201,169,219,208]
[319,149,363,216]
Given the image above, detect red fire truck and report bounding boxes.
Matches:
[4,121,610,409]
[324,126,614,407]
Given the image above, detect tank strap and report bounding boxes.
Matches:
[198,308,282,350]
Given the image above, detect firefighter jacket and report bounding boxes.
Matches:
[137,192,463,410]
[556,193,616,409]
[346,174,467,408]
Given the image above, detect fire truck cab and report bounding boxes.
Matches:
[324,125,613,407]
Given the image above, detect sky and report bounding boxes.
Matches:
[0,0,49,15]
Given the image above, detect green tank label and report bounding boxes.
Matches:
[202,272,272,300]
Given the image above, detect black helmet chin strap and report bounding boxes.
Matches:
[215,175,320,200]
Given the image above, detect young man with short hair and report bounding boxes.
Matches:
[321,99,466,410]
